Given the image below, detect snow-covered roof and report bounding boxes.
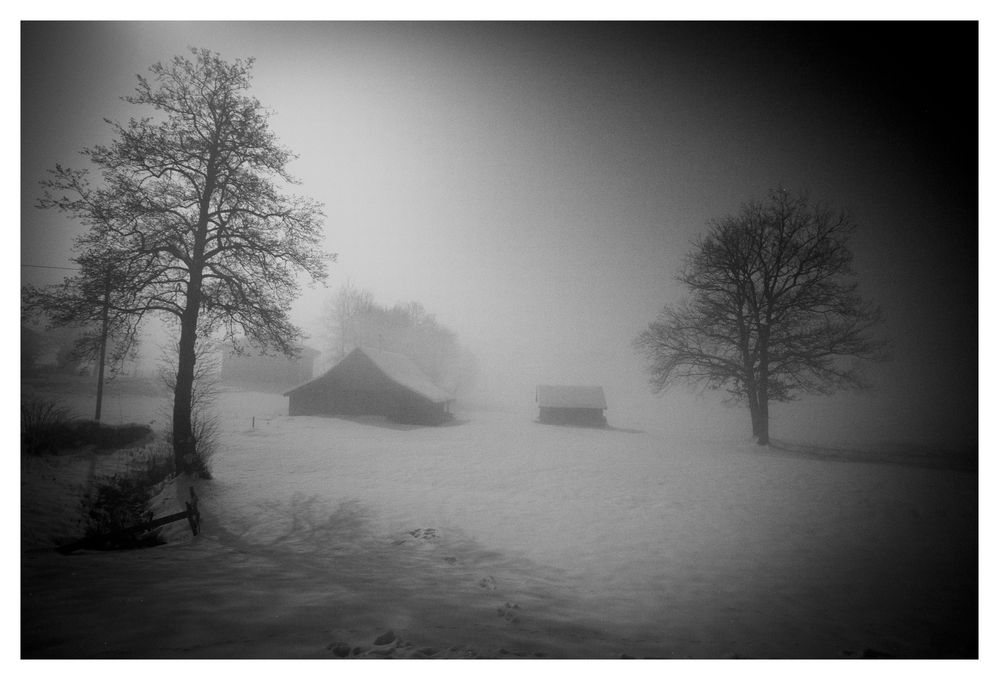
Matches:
[283,346,452,403]
[536,385,607,409]
[358,347,453,404]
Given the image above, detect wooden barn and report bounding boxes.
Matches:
[284,346,454,425]
[536,385,607,427]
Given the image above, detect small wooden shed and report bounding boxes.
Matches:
[536,385,607,427]
[284,346,454,425]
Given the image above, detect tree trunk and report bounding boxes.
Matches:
[756,323,771,446]
[174,137,217,473]
[748,399,761,439]
[746,385,760,437]
[744,372,762,438]
[172,271,204,473]
[172,315,198,473]
[756,393,769,445]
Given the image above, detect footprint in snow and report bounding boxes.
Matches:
[497,601,521,624]
[408,528,439,542]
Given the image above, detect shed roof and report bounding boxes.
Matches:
[536,385,607,409]
[284,346,453,404]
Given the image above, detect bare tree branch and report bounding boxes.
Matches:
[31,48,334,472]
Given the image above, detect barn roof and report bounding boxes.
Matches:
[536,385,607,409]
[284,346,452,403]
[359,347,453,403]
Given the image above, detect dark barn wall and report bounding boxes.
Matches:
[290,386,393,417]
[288,382,376,416]
[539,406,607,427]
[290,383,448,424]
[392,396,449,425]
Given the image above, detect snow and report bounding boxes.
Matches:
[20,388,976,659]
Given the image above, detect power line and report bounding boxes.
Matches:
[21,264,79,271]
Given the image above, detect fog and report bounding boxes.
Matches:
[20,22,977,451]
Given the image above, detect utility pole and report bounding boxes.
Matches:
[94,268,111,421]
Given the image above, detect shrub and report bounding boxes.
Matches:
[81,474,163,548]
[21,396,72,455]
[79,446,174,549]
[189,407,218,479]
[92,422,153,449]
[59,420,152,450]
[21,397,152,455]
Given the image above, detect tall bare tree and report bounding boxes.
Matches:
[635,189,886,445]
[34,48,332,472]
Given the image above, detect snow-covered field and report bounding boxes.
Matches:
[21,385,977,659]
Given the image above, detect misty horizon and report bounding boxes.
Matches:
[20,21,977,449]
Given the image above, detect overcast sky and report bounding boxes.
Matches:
[20,21,978,448]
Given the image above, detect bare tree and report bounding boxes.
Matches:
[23,245,144,420]
[635,189,886,445]
[323,281,375,364]
[35,48,332,472]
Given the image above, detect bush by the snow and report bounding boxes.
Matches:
[79,446,174,549]
[21,397,72,455]
[21,397,152,455]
